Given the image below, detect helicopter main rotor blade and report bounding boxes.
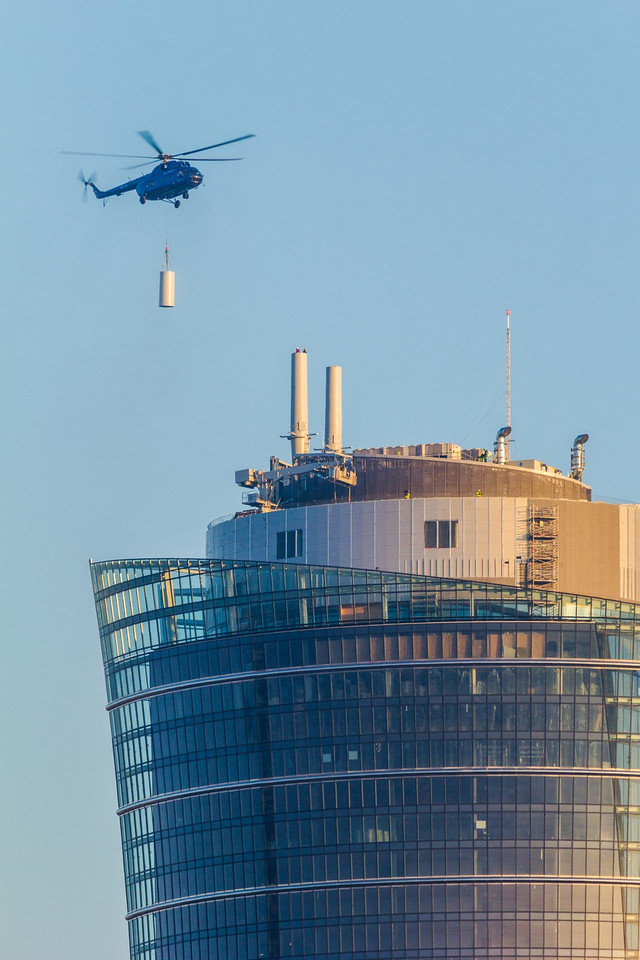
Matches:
[64,133,253,166]
[120,157,243,170]
[175,135,255,158]
[121,161,157,170]
[63,150,157,159]
[137,130,165,155]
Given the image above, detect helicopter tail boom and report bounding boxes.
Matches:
[86,177,143,200]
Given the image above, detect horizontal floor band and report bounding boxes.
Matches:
[106,657,640,711]
[125,874,640,921]
[117,765,640,817]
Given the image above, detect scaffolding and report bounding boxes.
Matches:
[528,503,559,590]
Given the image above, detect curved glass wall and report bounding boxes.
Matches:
[91,559,640,959]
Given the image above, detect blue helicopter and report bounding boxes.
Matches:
[64,130,254,208]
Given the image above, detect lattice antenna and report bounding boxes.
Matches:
[506,308,511,430]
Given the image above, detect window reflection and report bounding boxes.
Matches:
[93,559,640,957]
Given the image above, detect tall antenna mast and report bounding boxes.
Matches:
[505,308,511,430]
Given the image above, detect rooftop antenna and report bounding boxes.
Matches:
[505,308,511,431]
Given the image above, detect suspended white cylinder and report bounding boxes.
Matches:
[159,270,175,308]
[290,349,309,458]
[325,365,342,453]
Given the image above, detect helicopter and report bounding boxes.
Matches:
[64,130,254,208]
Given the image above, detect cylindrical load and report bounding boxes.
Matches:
[290,349,309,458]
[159,270,175,308]
[325,365,342,453]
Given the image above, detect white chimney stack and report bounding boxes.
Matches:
[324,365,343,453]
[290,349,309,458]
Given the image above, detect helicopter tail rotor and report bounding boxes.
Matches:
[78,169,97,202]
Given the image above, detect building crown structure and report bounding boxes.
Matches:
[93,349,640,960]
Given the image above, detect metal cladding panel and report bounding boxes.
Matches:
[410,500,427,574]
[250,512,268,561]
[350,502,374,570]
[398,500,413,569]
[206,493,640,600]
[206,521,225,558]
[373,500,399,571]
[274,455,590,509]
[621,506,640,601]
[210,499,522,575]
[327,501,352,568]
[235,516,251,559]
[318,504,331,565]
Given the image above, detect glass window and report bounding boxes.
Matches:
[277,529,303,559]
[424,520,459,549]
[425,521,437,549]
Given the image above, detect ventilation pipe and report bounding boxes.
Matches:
[324,365,343,453]
[494,426,512,464]
[570,434,589,481]
[290,349,310,458]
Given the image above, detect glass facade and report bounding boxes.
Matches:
[91,558,640,959]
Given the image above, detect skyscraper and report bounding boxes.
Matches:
[92,351,640,959]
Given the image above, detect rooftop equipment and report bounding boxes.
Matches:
[240,350,356,511]
[288,349,310,459]
[570,434,589,481]
[494,426,512,464]
[324,365,343,453]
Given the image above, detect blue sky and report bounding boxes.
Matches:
[2,2,639,957]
